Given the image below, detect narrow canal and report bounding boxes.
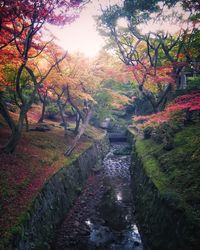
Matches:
[52,142,143,250]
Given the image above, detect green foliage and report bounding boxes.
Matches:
[187,76,200,89]
[46,103,59,120]
[124,0,163,16]
[134,122,200,228]
[134,95,155,115]
[124,0,198,16]
[98,4,123,29]
[94,89,113,119]
[189,13,200,21]
[103,79,134,94]
[143,126,153,139]
[158,123,200,219]
[151,123,174,144]
[93,80,133,124]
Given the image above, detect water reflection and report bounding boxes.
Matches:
[86,143,144,250]
[131,224,142,244]
[116,192,122,201]
[54,142,143,250]
[85,219,92,227]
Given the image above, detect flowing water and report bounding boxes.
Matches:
[53,142,143,250]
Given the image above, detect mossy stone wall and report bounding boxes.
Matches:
[10,135,109,250]
[128,130,200,250]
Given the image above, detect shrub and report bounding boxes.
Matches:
[143,126,153,139]
[187,76,200,90]
[151,123,174,150]
[45,104,59,120]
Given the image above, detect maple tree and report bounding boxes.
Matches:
[0,41,67,152]
[50,53,102,155]
[133,92,200,129]
[123,0,200,15]
[41,50,131,154]
[37,85,51,123]
[98,1,200,113]
[92,50,133,83]
[44,52,97,135]
[0,0,88,153]
[64,53,132,155]
[0,0,87,60]
[34,42,68,125]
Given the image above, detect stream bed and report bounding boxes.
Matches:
[52,142,143,250]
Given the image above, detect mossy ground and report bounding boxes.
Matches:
[134,122,200,232]
[0,108,105,250]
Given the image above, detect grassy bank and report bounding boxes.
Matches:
[130,122,200,249]
[135,123,200,221]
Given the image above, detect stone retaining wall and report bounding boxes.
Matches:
[10,135,109,250]
[127,129,199,250]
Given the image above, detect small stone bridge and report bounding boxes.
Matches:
[108,132,127,142]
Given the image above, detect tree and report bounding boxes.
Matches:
[37,85,51,123]
[123,0,200,15]
[0,0,88,153]
[0,42,67,152]
[54,53,101,155]
[86,51,132,128]
[98,1,200,113]
[133,92,200,128]
[45,52,97,136]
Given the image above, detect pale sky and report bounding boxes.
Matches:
[47,0,185,57]
[48,0,121,57]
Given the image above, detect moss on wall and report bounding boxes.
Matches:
[9,134,109,250]
[128,124,200,250]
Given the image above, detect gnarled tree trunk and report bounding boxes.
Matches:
[74,112,81,134]
[38,100,46,123]
[1,108,25,153]
[3,127,21,153]
[25,113,29,131]
[64,109,92,156]
[57,99,68,134]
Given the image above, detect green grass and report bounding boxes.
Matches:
[85,125,106,140]
[135,139,169,192]
[134,122,200,225]
[158,123,200,221]
[30,137,58,149]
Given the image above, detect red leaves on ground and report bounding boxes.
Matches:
[0,121,95,247]
[0,126,64,244]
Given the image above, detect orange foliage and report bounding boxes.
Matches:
[93,51,133,83]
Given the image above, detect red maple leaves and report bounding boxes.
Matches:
[134,92,200,127]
